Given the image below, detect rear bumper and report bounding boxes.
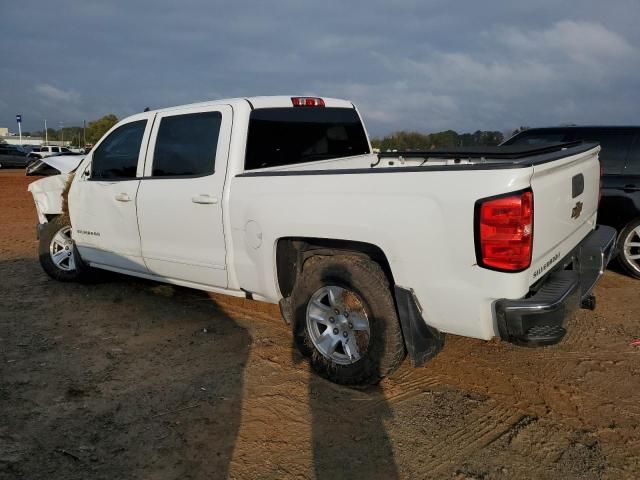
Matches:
[495,225,617,346]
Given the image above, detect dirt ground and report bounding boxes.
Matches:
[1,169,639,480]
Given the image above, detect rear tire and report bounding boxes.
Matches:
[291,255,406,386]
[617,218,640,279]
[38,216,95,282]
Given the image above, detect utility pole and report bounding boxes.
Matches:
[83,120,86,147]
[44,119,48,145]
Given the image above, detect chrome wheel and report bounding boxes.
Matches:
[623,224,640,275]
[49,226,76,272]
[305,285,371,365]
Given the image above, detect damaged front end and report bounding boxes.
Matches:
[27,154,84,229]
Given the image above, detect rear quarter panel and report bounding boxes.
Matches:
[228,166,537,340]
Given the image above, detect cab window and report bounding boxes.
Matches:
[245,107,370,170]
[91,120,147,179]
[151,112,221,177]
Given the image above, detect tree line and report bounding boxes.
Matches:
[371,129,507,151]
[22,114,119,146]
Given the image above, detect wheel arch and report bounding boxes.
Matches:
[275,237,395,299]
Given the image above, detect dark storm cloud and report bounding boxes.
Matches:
[1,0,638,135]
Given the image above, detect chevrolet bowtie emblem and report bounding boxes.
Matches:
[571,201,583,219]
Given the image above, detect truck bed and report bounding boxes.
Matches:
[238,142,599,177]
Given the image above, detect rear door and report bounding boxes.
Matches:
[70,113,154,271]
[136,104,232,287]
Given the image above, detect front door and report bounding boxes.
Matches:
[69,113,154,272]
[136,104,232,287]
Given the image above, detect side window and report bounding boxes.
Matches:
[566,132,633,175]
[152,112,221,177]
[61,147,70,153]
[91,120,146,180]
[624,136,640,175]
[51,147,60,153]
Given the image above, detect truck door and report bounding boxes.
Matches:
[136,104,232,287]
[69,113,154,272]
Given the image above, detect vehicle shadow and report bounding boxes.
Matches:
[307,374,400,479]
[0,259,250,479]
[291,260,401,479]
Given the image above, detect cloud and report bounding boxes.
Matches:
[499,21,635,65]
[35,84,80,103]
[1,1,639,134]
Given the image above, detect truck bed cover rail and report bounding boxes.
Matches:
[378,141,596,164]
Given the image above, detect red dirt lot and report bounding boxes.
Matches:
[1,169,639,479]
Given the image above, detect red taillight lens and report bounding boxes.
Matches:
[291,97,325,107]
[476,190,533,272]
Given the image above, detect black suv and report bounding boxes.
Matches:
[0,145,29,168]
[503,127,640,278]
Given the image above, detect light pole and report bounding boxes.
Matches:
[60,122,64,146]
[44,119,48,145]
[16,115,22,146]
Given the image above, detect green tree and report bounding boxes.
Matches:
[86,114,118,144]
[371,129,505,151]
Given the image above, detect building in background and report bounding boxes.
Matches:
[0,129,70,147]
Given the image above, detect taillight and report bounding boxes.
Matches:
[475,190,533,272]
[291,97,325,107]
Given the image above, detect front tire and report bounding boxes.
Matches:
[38,217,94,282]
[291,255,406,386]
[617,218,640,279]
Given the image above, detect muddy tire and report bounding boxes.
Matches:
[38,216,95,282]
[617,218,640,279]
[291,255,406,386]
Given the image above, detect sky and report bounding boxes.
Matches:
[1,0,639,137]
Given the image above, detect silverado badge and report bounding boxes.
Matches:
[571,201,583,219]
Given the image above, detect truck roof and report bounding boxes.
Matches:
[149,96,355,114]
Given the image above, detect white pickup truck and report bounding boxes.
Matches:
[28,96,616,385]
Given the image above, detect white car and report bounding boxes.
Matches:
[28,96,616,385]
[27,145,72,159]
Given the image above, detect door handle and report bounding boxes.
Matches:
[191,194,219,204]
[115,193,131,202]
[623,184,637,193]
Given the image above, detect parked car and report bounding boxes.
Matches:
[503,126,640,278]
[27,145,73,160]
[0,144,30,168]
[27,96,615,385]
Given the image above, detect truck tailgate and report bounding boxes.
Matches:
[528,145,601,284]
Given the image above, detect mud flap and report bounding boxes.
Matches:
[394,286,444,367]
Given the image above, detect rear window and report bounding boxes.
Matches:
[505,131,566,146]
[625,137,640,175]
[244,107,370,170]
[565,131,634,175]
